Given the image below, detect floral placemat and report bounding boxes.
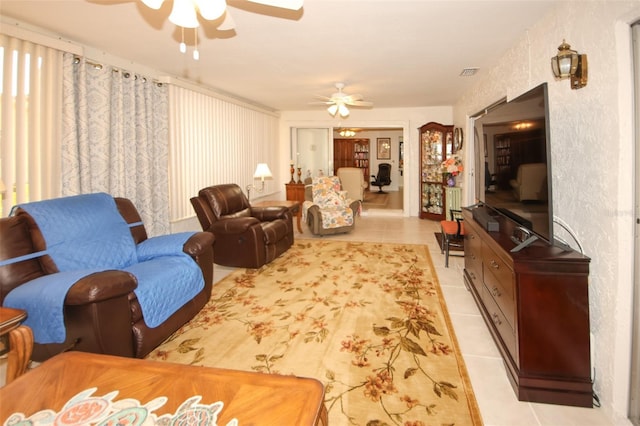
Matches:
[3,388,238,426]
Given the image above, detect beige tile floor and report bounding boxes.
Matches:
[1,190,611,425]
[214,191,612,426]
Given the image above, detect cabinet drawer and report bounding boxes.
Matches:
[482,244,515,328]
[466,228,482,257]
[482,284,517,362]
[464,232,482,292]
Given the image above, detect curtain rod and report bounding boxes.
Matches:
[73,56,163,85]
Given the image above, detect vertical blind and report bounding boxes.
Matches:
[0,35,63,216]
[168,85,279,221]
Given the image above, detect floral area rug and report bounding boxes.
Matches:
[147,240,483,426]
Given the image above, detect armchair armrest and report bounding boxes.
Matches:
[136,232,203,262]
[65,270,137,305]
[182,232,215,257]
[251,206,290,222]
[211,217,261,234]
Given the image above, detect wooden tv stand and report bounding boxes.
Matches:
[462,206,593,407]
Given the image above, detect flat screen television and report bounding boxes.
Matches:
[474,83,553,245]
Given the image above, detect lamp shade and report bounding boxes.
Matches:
[338,103,350,117]
[195,0,226,21]
[327,104,338,117]
[253,163,273,179]
[551,40,578,79]
[169,0,200,28]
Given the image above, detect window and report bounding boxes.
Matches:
[0,35,63,216]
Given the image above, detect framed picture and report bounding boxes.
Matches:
[377,138,391,159]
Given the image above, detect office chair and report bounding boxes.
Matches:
[371,163,392,193]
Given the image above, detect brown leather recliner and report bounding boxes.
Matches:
[191,184,294,269]
[0,196,214,362]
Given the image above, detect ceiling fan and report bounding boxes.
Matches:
[312,83,373,118]
[141,0,303,31]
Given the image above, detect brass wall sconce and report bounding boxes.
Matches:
[551,39,588,89]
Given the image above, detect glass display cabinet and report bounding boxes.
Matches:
[419,122,453,220]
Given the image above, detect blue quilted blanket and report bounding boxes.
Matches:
[3,193,204,343]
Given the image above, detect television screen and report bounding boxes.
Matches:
[474,83,553,244]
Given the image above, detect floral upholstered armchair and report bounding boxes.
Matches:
[302,176,361,236]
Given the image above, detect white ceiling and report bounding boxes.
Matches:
[0,0,561,112]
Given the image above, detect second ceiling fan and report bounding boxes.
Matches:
[313,83,373,118]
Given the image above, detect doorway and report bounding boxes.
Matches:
[333,128,404,216]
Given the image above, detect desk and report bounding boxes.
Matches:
[0,307,32,384]
[252,199,303,234]
[0,351,327,425]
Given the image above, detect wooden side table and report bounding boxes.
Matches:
[0,352,327,425]
[0,307,33,384]
[286,182,306,233]
[253,199,303,234]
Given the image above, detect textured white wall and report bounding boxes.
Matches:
[454,2,640,423]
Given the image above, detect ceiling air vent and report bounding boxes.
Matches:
[460,68,479,77]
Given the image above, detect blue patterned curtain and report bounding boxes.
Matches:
[61,53,169,236]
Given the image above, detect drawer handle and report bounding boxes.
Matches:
[470,272,476,280]
[471,253,476,260]
[491,286,501,297]
[492,313,502,326]
[490,260,500,270]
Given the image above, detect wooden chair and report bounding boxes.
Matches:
[440,209,465,267]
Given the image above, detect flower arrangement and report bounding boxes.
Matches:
[441,155,464,176]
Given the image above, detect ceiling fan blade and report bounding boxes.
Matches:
[141,0,165,9]
[348,100,373,107]
[345,94,364,102]
[309,101,334,105]
[246,0,303,10]
[218,10,236,30]
[313,95,334,102]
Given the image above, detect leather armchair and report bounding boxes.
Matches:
[191,184,294,268]
[0,196,214,362]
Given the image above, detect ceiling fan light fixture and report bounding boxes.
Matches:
[141,0,165,9]
[338,103,350,117]
[169,0,200,28]
[195,0,227,21]
[327,104,339,117]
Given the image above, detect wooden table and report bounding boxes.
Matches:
[0,351,327,425]
[253,199,303,233]
[0,307,33,384]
